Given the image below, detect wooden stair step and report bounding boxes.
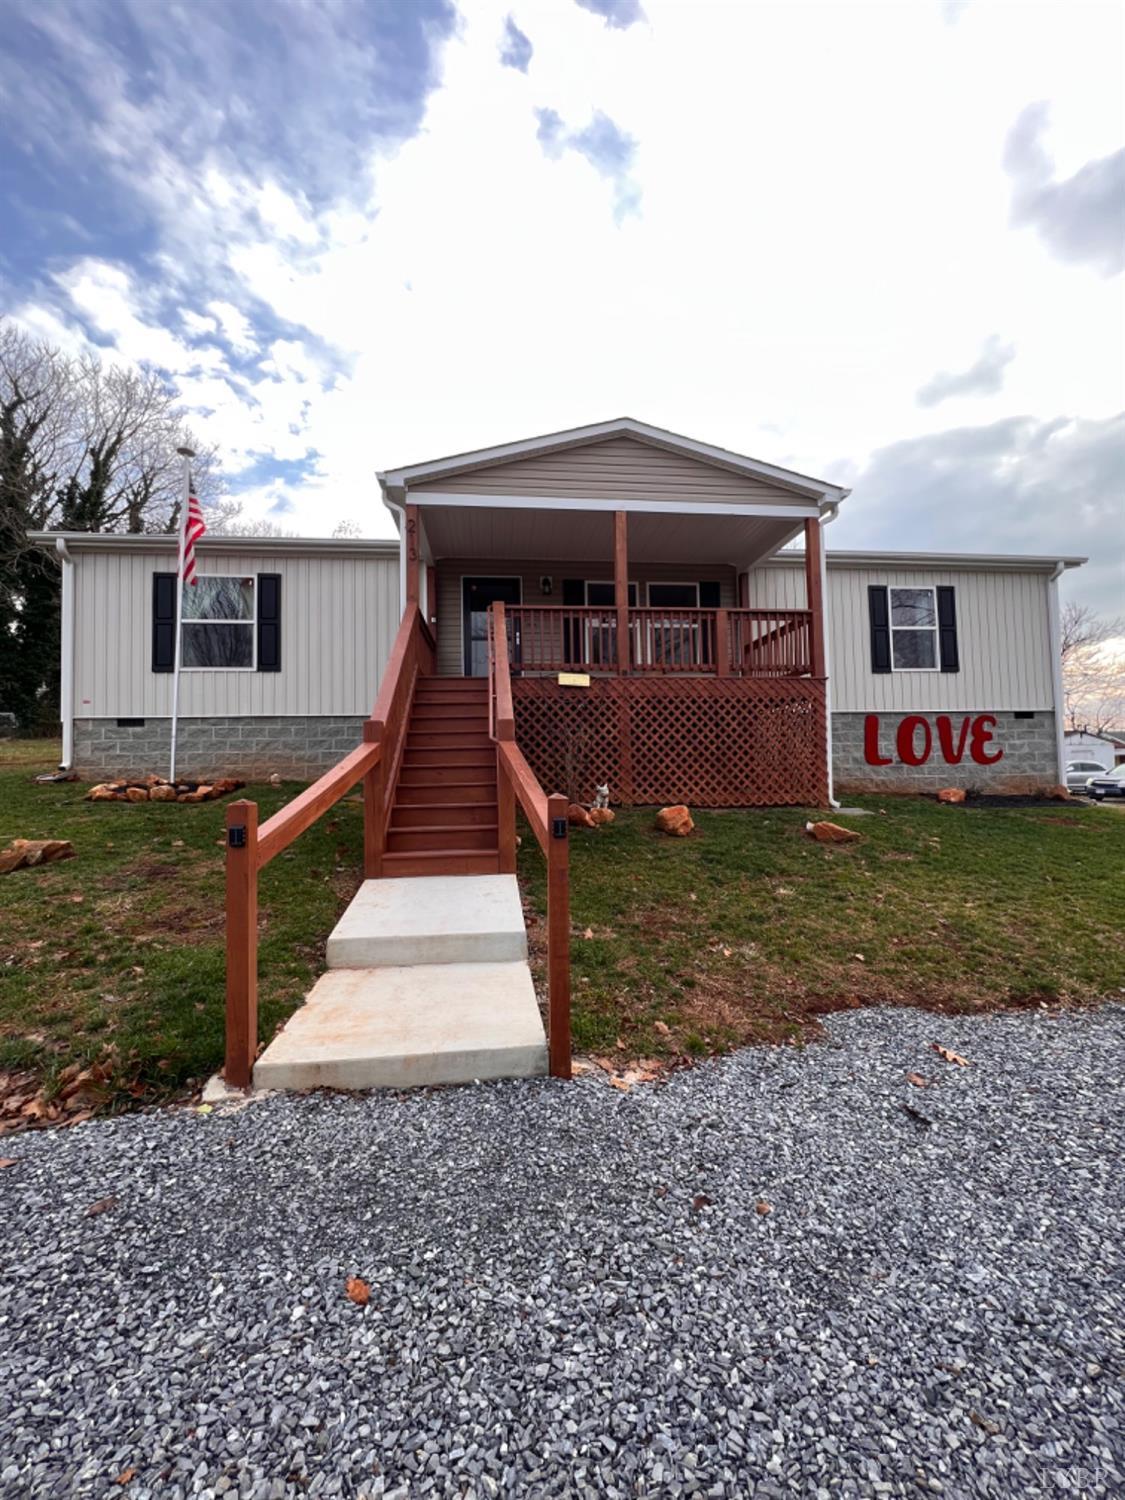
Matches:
[392,802,499,827]
[395,779,497,802]
[387,825,498,853]
[407,731,493,749]
[403,750,495,769]
[409,710,489,727]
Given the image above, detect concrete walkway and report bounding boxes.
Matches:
[253,875,547,1091]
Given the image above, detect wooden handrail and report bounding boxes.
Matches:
[223,603,434,1090]
[256,741,380,867]
[488,603,571,1079]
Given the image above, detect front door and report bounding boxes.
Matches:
[462,577,521,676]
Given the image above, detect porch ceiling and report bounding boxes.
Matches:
[418,504,804,569]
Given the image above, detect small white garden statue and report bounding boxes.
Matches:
[592,783,610,810]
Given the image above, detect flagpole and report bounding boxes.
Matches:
[169,446,195,784]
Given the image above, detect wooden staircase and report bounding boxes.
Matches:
[383,677,500,877]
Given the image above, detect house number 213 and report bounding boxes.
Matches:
[863,714,1004,767]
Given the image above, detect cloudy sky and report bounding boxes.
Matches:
[1,0,1122,611]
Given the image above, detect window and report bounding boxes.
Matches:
[889,586,938,670]
[648,582,700,608]
[584,581,638,605]
[182,576,256,669]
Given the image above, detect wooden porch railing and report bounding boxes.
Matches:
[488,601,571,1079]
[222,603,435,1088]
[503,605,813,677]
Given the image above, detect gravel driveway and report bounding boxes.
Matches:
[1,1004,1122,1499]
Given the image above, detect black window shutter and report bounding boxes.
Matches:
[936,585,959,672]
[152,572,176,673]
[257,573,282,671]
[868,585,891,673]
[698,580,721,609]
[562,579,585,605]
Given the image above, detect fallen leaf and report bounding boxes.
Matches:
[114,1468,137,1485]
[691,1193,713,1213]
[70,893,84,903]
[931,1043,970,1067]
[969,1411,1000,1436]
[688,891,697,902]
[0,1158,17,1169]
[900,1102,932,1128]
[655,1184,669,1199]
[345,1276,370,1306]
[755,1200,772,1216]
[21,1096,50,1120]
[653,1021,671,1036]
[853,953,865,963]
[906,1072,929,1088]
[195,1104,214,1115]
[86,1195,119,1217]
[609,1077,631,1092]
[583,927,594,940]
[721,947,732,958]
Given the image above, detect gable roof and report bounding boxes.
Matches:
[379,417,850,509]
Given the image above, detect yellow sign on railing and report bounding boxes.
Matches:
[557,672,591,688]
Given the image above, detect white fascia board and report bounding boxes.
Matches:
[403,492,822,520]
[762,548,1088,572]
[28,531,399,559]
[378,417,850,504]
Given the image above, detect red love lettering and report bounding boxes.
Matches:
[896,715,933,766]
[969,714,1003,765]
[936,715,971,764]
[864,715,892,766]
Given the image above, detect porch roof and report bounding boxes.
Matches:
[412,502,806,571]
[378,417,849,510]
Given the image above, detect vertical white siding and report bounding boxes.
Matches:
[747,560,1056,711]
[73,548,400,717]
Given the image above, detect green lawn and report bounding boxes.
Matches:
[2,737,1122,1118]
[1,741,365,1115]
[518,798,1124,1057]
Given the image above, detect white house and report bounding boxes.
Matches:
[33,419,1084,804]
[1064,730,1125,770]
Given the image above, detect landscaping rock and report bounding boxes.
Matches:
[567,803,597,829]
[588,808,615,826]
[124,786,149,803]
[937,788,967,804]
[806,819,861,844]
[655,805,693,837]
[149,784,177,802]
[0,838,76,874]
[86,783,122,801]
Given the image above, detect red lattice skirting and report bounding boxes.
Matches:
[511,677,828,807]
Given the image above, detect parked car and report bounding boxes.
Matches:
[1066,759,1110,793]
[1086,764,1125,801]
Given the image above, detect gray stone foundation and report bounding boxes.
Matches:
[74,717,367,781]
[833,710,1059,794]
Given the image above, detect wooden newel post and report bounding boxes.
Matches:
[715,608,730,677]
[546,791,572,1079]
[614,510,629,675]
[362,718,384,879]
[804,516,826,679]
[224,798,259,1090]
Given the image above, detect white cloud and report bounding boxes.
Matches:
[6,0,1123,593]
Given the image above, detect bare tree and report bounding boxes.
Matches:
[209,516,300,538]
[1060,602,1125,734]
[1,318,231,729]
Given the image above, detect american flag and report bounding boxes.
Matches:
[180,490,207,585]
